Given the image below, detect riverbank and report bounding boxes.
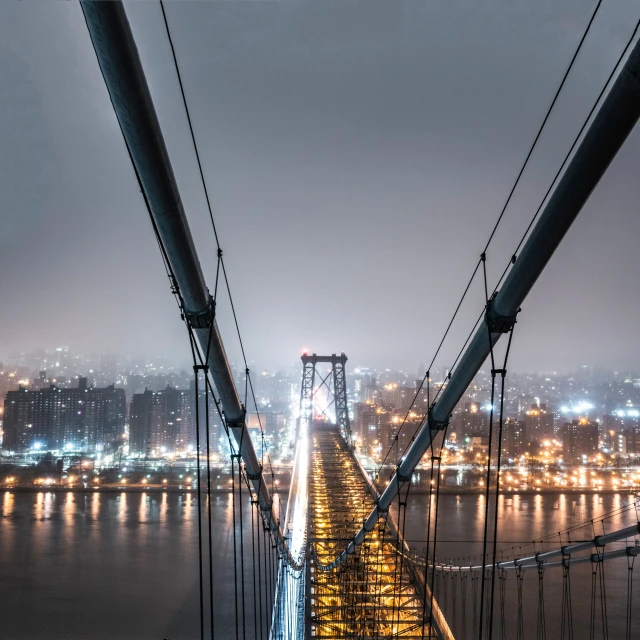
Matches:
[406,486,640,496]
[0,483,292,494]
[1,484,638,497]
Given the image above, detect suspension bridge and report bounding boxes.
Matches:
[80,2,640,638]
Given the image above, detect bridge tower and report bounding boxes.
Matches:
[299,352,352,447]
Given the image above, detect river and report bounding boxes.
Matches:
[1,491,638,639]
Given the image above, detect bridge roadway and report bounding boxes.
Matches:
[305,423,446,638]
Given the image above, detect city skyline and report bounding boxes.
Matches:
[2,343,640,379]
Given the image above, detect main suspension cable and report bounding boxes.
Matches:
[489,14,640,300]
[377,0,604,471]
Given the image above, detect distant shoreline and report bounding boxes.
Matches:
[1,486,224,494]
[1,485,638,497]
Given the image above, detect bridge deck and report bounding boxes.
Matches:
[306,424,437,638]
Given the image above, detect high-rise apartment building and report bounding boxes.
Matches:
[523,404,554,442]
[3,377,125,453]
[503,418,527,458]
[129,387,193,457]
[562,419,598,462]
[617,428,640,455]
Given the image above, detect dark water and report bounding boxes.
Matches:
[0,491,272,640]
[1,491,638,639]
[398,491,640,640]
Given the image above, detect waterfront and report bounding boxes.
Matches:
[1,491,638,639]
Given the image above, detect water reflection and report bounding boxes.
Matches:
[160,491,168,523]
[3,490,14,517]
[63,492,74,527]
[0,490,637,640]
[117,491,127,524]
[91,492,100,520]
[138,492,147,522]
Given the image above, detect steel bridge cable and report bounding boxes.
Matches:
[192,347,206,640]
[320,11,640,567]
[83,7,289,637]
[250,492,259,640]
[489,13,640,301]
[203,330,217,639]
[158,0,221,249]
[85,19,213,629]
[159,5,292,599]
[377,0,604,470]
[478,255,515,640]
[159,0,278,488]
[625,554,635,640]
[428,427,448,635]
[486,358,512,639]
[482,0,604,254]
[435,0,604,354]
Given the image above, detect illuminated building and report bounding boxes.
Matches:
[129,386,194,457]
[2,377,125,453]
[353,402,379,443]
[562,419,598,462]
[524,403,554,442]
[380,384,414,412]
[458,401,488,438]
[362,378,380,405]
[503,418,527,457]
[617,428,640,454]
[470,435,489,455]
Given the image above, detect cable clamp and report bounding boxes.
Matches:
[185,294,216,329]
[227,410,247,431]
[427,407,449,432]
[485,294,518,334]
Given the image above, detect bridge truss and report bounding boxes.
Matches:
[300,353,352,446]
[307,424,437,639]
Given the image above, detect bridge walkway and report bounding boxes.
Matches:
[305,423,439,638]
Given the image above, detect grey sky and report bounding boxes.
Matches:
[1,0,639,373]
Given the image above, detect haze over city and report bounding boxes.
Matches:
[2,0,640,372]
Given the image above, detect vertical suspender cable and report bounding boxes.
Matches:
[251,496,258,640]
[516,567,524,640]
[193,362,205,640]
[488,330,514,639]
[256,503,264,640]
[626,554,635,640]
[537,564,546,640]
[231,454,239,640]
[203,358,216,639]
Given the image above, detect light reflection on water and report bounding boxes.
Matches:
[0,490,638,639]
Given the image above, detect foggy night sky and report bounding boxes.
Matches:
[1,0,640,374]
